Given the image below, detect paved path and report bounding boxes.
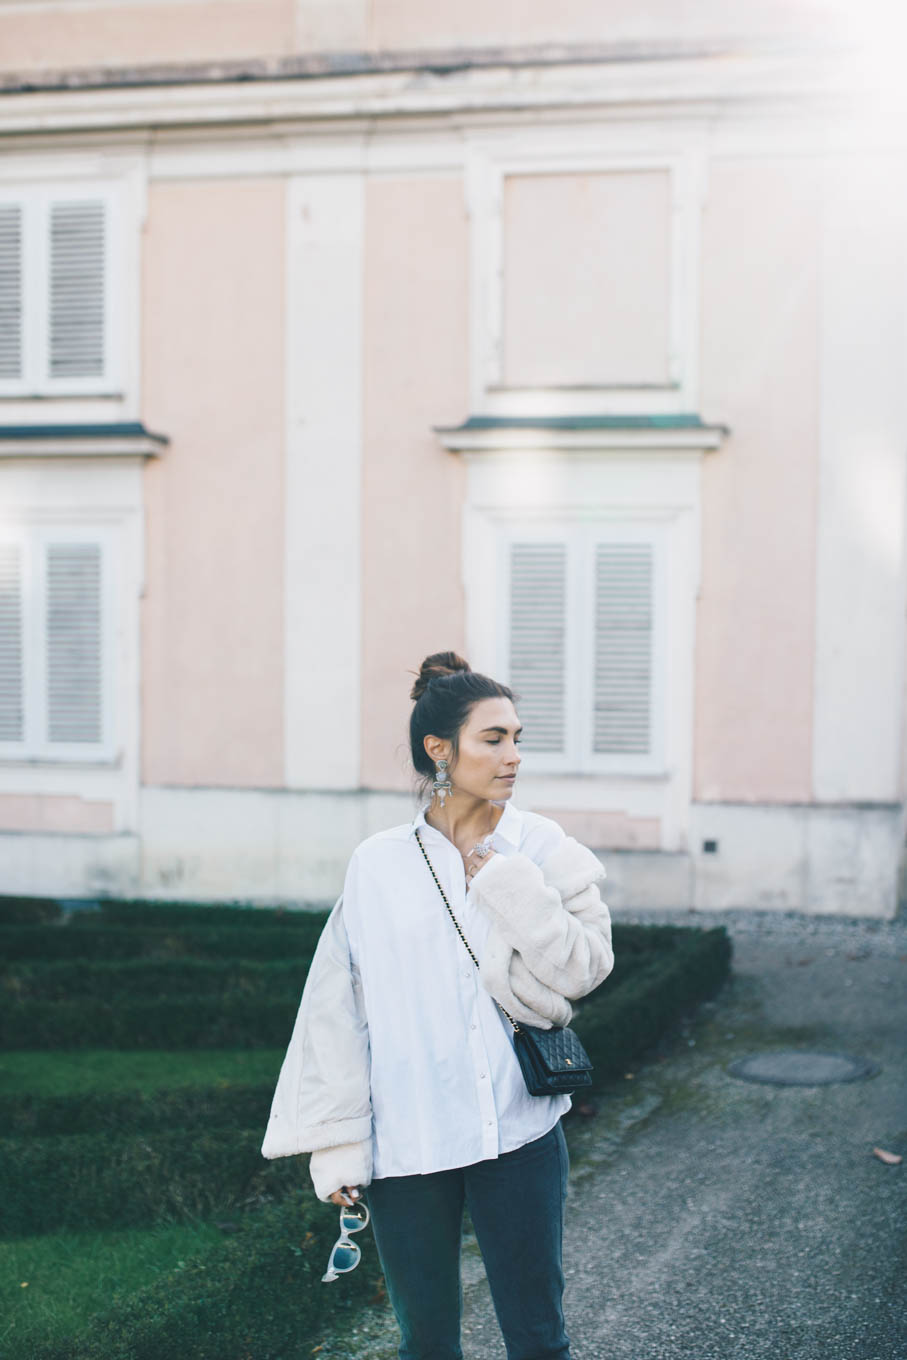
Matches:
[458,908,907,1360]
[324,908,907,1360]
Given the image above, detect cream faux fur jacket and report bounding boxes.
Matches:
[471,836,613,1029]
[261,835,613,1200]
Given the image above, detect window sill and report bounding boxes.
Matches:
[0,421,168,458]
[435,413,728,454]
[0,756,123,769]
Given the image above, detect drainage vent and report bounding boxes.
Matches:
[727,1051,879,1087]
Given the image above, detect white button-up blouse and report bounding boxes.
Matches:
[343,800,571,1180]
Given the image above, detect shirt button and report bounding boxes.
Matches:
[480,1073,487,1079]
[471,1024,477,1031]
[487,1120,493,1127]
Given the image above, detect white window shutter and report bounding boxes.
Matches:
[48,199,106,380]
[0,542,25,742]
[45,542,103,744]
[509,542,567,753]
[593,543,653,755]
[0,203,23,381]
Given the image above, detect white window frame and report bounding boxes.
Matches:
[465,144,706,419]
[459,443,711,852]
[0,178,127,399]
[0,519,119,763]
[494,515,668,777]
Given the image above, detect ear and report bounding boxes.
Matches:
[423,735,452,765]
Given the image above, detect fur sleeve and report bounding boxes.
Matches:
[470,838,614,1002]
[309,1139,373,1202]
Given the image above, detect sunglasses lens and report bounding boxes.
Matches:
[330,1243,360,1273]
[340,1207,367,1233]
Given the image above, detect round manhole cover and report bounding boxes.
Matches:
[727,1051,879,1086]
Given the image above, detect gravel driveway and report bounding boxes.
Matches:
[459,907,907,1360]
[321,907,907,1360]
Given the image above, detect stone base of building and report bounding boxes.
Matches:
[0,790,902,919]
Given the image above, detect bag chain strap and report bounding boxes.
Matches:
[414,827,521,1034]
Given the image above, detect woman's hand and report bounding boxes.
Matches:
[465,847,497,885]
[328,1184,361,1207]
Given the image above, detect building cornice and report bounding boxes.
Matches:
[0,41,874,139]
[0,37,842,95]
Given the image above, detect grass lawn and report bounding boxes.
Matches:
[0,1048,284,1097]
[0,1221,227,1356]
[0,1045,296,1356]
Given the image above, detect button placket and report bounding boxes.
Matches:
[460,861,498,1148]
[467,998,498,1151]
[416,824,500,1155]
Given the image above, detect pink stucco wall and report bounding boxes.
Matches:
[0,0,851,76]
[0,2,295,72]
[369,0,847,51]
[141,179,285,788]
[360,177,470,790]
[695,159,821,802]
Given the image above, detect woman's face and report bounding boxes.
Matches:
[428,696,522,802]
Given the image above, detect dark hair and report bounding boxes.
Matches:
[409,651,514,790]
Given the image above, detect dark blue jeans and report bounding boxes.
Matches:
[366,1121,571,1360]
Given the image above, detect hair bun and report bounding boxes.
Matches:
[409,651,471,702]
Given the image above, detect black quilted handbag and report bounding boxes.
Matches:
[415,829,594,1097]
[512,1023,593,1096]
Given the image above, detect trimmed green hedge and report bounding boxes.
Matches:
[0,1128,301,1237]
[1,957,307,1003]
[28,1190,385,1360]
[0,922,724,1053]
[86,899,327,931]
[0,896,62,925]
[598,921,696,953]
[0,1083,274,1138]
[574,925,732,1087]
[0,923,315,963]
[0,995,302,1050]
[0,896,326,930]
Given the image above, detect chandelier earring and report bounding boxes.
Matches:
[431,758,453,808]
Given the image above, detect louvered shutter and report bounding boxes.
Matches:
[509,542,567,753]
[45,542,103,745]
[0,542,24,742]
[49,200,106,380]
[0,204,22,380]
[592,542,653,755]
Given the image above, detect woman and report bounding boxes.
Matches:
[262,652,614,1360]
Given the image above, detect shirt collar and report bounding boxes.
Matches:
[409,798,522,847]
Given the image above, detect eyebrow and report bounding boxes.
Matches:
[478,726,523,736]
